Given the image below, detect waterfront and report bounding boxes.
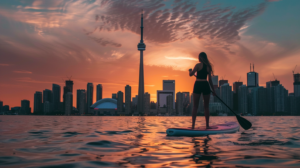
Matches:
[0,116,300,167]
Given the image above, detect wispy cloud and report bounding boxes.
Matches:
[0,63,11,66]
[15,77,54,83]
[13,70,32,74]
[165,56,198,61]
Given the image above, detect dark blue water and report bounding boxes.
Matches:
[0,116,300,167]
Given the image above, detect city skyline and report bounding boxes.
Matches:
[1,0,300,109]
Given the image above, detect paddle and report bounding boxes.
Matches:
[212,92,252,130]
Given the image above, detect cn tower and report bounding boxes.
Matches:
[137,11,146,114]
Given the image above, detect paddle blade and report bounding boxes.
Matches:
[236,115,252,130]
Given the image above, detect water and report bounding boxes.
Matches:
[0,116,300,168]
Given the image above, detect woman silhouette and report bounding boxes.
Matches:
[189,52,216,129]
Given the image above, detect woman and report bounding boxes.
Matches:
[189,52,215,129]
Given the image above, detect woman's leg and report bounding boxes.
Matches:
[203,94,211,128]
[192,93,201,129]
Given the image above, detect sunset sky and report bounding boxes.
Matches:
[1,0,300,110]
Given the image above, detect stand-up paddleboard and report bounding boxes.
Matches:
[166,122,239,136]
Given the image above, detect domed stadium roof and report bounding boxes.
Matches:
[90,98,117,109]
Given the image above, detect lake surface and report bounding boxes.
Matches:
[0,116,300,168]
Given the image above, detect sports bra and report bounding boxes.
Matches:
[197,63,208,79]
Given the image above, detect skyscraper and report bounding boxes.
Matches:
[77,89,86,115]
[233,82,243,112]
[247,63,259,87]
[182,92,190,115]
[219,80,228,87]
[233,82,243,93]
[238,85,248,114]
[257,87,268,115]
[163,80,175,91]
[166,95,173,115]
[43,89,52,103]
[52,84,61,113]
[176,92,183,116]
[0,101,3,113]
[65,92,72,115]
[125,85,131,115]
[294,73,300,97]
[21,100,30,115]
[248,87,260,115]
[34,91,43,114]
[87,83,93,113]
[137,12,146,114]
[63,80,73,114]
[211,75,218,90]
[44,101,51,114]
[96,84,103,101]
[117,91,123,113]
[144,92,150,115]
[220,83,233,113]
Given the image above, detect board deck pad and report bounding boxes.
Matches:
[166,122,239,136]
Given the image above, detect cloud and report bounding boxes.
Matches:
[88,36,122,47]
[15,77,54,83]
[165,56,197,61]
[13,70,32,74]
[0,63,11,66]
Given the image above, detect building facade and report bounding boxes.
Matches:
[220,83,233,113]
[64,92,72,115]
[52,84,61,113]
[21,100,30,115]
[87,83,93,113]
[77,89,86,115]
[34,91,43,114]
[117,91,124,113]
[96,84,103,101]
[125,85,131,115]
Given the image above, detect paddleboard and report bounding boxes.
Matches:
[166,122,239,136]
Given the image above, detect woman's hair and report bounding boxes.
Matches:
[199,52,214,76]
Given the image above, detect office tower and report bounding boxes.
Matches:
[0,101,2,113]
[77,89,86,115]
[294,73,300,97]
[166,95,173,115]
[211,76,218,90]
[87,83,93,113]
[65,92,72,115]
[220,83,233,113]
[273,84,288,113]
[247,63,259,87]
[63,80,73,113]
[117,91,123,113]
[21,100,30,115]
[248,87,260,115]
[209,102,222,113]
[11,107,21,114]
[219,80,228,87]
[233,82,243,112]
[43,89,52,103]
[288,93,300,115]
[44,101,51,114]
[52,84,61,113]
[257,87,268,115]
[163,80,175,91]
[132,95,138,111]
[176,92,183,116]
[112,93,117,100]
[137,12,146,114]
[150,101,156,109]
[144,92,150,115]
[157,90,175,114]
[34,91,43,114]
[238,85,248,114]
[96,84,103,101]
[125,85,131,115]
[3,105,9,112]
[182,92,190,115]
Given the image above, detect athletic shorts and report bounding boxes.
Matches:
[193,81,211,95]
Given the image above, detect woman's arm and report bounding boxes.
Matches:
[208,73,216,95]
[189,64,199,77]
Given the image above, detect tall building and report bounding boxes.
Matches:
[211,76,218,90]
[166,95,173,115]
[52,84,61,113]
[87,83,93,113]
[163,80,175,91]
[157,90,175,114]
[44,101,51,114]
[273,84,288,113]
[220,83,233,113]
[248,87,260,115]
[21,100,30,115]
[112,93,117,100]
[233,82,243,112]
[96,84,103,101]
[125,85,131,115]
[176,92,183,116]
[43,89,52,104]
[219,80,228,87]
[34,91,43,114]
[2,105,9,112]
[132,95,138,111]
[247,63,259,87]
[144,92,150,115]
[65,92,72,115]
[137,12,146,114]
[77,89,86,115]
[182,92,190,115]
[0,101,3,113]
[63,80,73,114]
[294,73,300,97]
[117,91,123,113]
[238,85,248,114]
[257,87,268,115]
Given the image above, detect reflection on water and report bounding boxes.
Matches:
[0,116,300,167]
